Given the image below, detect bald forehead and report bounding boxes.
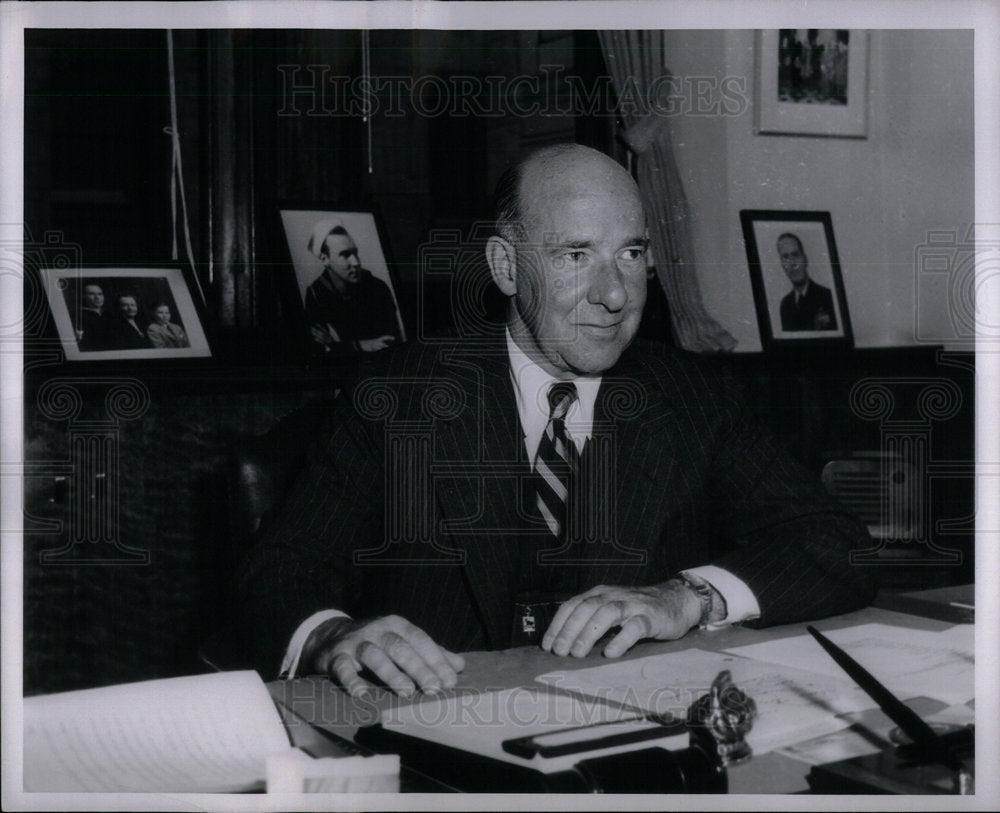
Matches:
[777,235,804,253]
[522,147,636,200]
[515,146,643,236]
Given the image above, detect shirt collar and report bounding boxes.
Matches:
[505,327,601,459]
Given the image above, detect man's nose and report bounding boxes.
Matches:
[586,262,628,311]
[348,254,361,267]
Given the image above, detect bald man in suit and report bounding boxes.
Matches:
[236,145,874,697]
[777,232,838,332]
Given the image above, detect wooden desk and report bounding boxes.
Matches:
[268,601,971,794]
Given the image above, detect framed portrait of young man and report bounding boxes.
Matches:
[278,206,407,362]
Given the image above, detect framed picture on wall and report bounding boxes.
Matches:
[755,29,869,137]
[41,266,213,362]
[740,210,853,350]
[278,205,406,361]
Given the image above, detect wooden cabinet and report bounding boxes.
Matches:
[721,346,975,590]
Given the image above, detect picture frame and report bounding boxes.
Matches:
[41,266,213,362]
[277,205,407,362]
[740,210,853,350]
[755,29,869,138]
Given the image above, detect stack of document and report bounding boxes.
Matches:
[23,671,291,792]
[22,669,399,793]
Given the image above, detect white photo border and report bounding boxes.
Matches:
[42,267,212,361]
[756,29,869,138]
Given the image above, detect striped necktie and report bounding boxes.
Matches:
[533,381,580,540]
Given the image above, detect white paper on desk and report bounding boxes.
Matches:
[23,670,291,792]
[536,648,873,755]
[723,623,975,705]
[379,687,687,774]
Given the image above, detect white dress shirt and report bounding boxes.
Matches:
[280,331,759,676]
[506,327,600,463]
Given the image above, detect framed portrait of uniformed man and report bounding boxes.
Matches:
[279,206,406,360]
[740,210,853,350]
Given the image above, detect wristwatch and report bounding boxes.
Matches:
[676,572,724,626]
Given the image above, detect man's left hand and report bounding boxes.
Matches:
[541,581,703,659]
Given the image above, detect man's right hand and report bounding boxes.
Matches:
[302,615,465,698]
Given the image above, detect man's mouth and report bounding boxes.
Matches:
[578,322,623,337]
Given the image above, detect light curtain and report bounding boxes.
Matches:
[599,31,737,352]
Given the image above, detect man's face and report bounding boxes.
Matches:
[83,285,104,310]
[321,232,362,285]
[777,236,809,287]
[511,155,648,377]
[153,305,171,324]
[118,297,138,319]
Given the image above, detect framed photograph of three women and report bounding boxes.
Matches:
[740,210,853,350]
[41,266,212,362]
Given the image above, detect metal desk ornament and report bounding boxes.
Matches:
[688,669,758,767]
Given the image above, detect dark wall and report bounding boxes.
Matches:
[24,30,174,265]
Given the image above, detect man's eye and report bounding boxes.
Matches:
[619,247,646,263]
[563,251,587,263]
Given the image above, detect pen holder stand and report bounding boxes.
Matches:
[807,725,975,795]
[569,741,728,793]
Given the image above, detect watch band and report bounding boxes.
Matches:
[676,572,716,626]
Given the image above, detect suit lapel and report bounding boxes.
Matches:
[430,342,525,648]
[580,355,679,587]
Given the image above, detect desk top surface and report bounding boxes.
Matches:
[269,600,972,795]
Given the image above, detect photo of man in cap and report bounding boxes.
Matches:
[304,220,402,354]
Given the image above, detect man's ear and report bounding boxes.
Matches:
[486,236,517,297]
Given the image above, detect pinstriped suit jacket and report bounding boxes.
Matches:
[235,336,875,676]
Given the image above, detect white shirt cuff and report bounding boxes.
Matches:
[682,565,761,627]
[279,609,350,678]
